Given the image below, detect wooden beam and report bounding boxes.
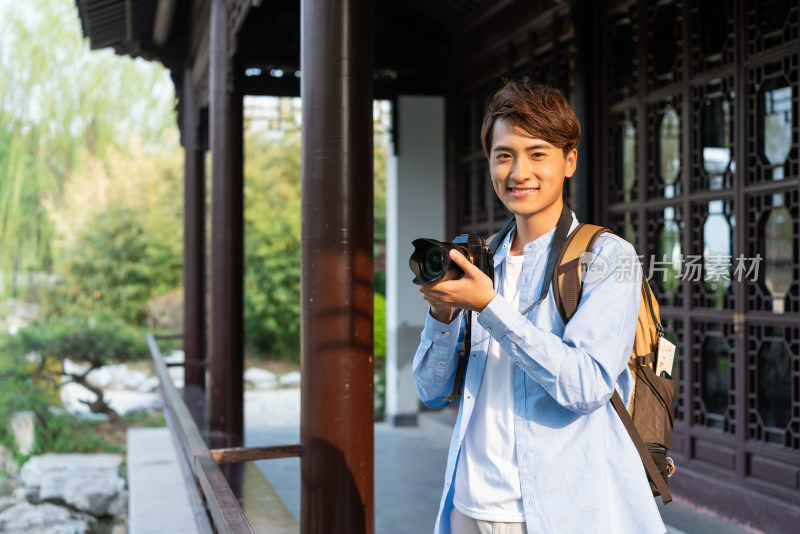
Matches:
[210,444,303,464]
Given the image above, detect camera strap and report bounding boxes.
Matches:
[443,203,573,403]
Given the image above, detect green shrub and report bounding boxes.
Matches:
[374,292,386,371]
[43,208,182,326]
[1,312,148,424]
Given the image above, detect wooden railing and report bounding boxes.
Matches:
[146,334,300,533]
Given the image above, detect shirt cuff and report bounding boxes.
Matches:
[476,293,518,340]
[422,308,463,343]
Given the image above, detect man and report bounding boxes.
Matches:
[412,81,666,534]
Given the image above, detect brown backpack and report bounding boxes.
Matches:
[554,223,676,504]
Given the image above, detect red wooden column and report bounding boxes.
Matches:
[181,65,207,428]
[300,0,375,532]
[208,0,244,449]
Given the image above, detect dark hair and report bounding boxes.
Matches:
[480,80,581,158]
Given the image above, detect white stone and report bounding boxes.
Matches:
[21,454,126,517]
[115,368,149,390]
[9,411,35,456]
[107,488,128,517]
[40,470,126,516]
[167,365,185,388]
[137,376,160,393]
[163,350,185,365]
[0,444,18,476]
[244,367,278,390]
[245,389,301,427]
[0,502,96,533]
[62,358,90,377]
[0,492,22,513]
[278,371,302,388]
[21,454,122,487]
[84,364,121,389]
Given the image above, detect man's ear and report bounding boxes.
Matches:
[564,148,578,178]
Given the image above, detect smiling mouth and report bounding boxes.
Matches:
[509,187,538,194]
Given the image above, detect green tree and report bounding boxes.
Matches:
[1,312,148,426]
[244,130,303,358]
[0,0,176,293]
[43,141,184,325]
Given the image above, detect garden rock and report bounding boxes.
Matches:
[0,444,18,477]
[21,453,126,516]
[62,358,90,377]
[244,367,278,390]
[137,375,160,393]
[0,486,24,513]
[0,501,96,534]
[9,410,36,455]
[279,371,302,388]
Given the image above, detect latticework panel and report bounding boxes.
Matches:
[645,0,683,91]
[606,5,639,106]
[745,0,799,57]
[744,53,799,186]
[746,323,800,452]
[744,188,800,314]
[645,205,684,308]
[607,109,640,204]
[688,198,737,310]
[689,76,736,192]
[689,0,735,75]
[607,210,640,250]
[646,98,684,200]
[691,320,737,434]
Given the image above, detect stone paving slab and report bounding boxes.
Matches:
[127,427,198,534]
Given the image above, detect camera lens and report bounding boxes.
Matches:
[421,246,444,279]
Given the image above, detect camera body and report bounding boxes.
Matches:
[409,233,494,286]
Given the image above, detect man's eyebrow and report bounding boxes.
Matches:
[526,144,552,151]
[492,143,553,152]
[492,145,513,153]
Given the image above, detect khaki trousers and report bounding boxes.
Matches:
[450,508,529,534]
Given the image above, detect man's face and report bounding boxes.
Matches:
[488,118,577,222]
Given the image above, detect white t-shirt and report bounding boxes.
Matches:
[453,253,525,522]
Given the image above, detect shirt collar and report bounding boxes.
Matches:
[493,222,559,267]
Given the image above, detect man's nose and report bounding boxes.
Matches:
[511,157,533,180]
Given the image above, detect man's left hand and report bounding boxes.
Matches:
[418,249,497,314]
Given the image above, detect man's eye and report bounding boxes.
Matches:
[532,152,546,158]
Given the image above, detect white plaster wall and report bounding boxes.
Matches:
[385,96,445,425]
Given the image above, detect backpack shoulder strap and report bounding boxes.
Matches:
[552,223,610,324]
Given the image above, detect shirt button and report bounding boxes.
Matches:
[486,327,493,333]
[515,360,520,365]
[438,361,444,366]
[443,331,450,336]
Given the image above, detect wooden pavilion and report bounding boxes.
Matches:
[74,1,800,532]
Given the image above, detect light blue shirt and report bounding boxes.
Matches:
[412,214,667,534]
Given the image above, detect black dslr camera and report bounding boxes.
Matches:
[409,234,494,286]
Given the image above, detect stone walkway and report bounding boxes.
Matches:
[244,389,761,534]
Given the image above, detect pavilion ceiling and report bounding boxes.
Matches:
[74,0,554,98]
